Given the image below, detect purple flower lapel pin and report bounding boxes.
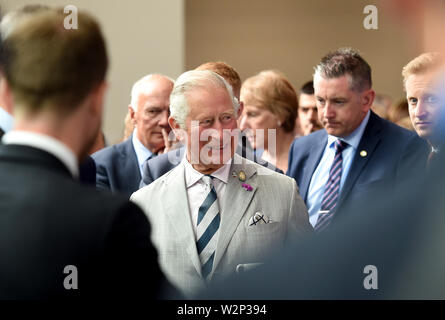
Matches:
[242,183,253,191]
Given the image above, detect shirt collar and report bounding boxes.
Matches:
[327,110,371,150]
[182,155,232,189]
[0,107,14,133]
[132,129,154,167]
[2,131,79,177]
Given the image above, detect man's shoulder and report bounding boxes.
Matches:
[91,138,132,163]
[148,147,184,170]
[291,130,327,150]
[132,163,181,199]
[369,114,425,148]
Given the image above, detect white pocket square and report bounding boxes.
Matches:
[248,212,272,226]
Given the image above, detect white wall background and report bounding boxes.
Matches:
[1,0,185,143]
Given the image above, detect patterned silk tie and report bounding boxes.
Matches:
[139,153,157,188]
[314,139,348,232]
[196,175,220,279]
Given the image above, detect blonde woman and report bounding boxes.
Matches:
[239,70,298,172]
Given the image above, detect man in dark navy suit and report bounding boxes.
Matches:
[92,74,174,197]
[287,48,428,232]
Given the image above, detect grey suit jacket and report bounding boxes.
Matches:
[130,153,313,297]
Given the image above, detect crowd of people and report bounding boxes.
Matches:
[1,2,445,300]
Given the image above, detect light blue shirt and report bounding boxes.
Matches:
[0,107,14,133]
[307,110,370,227]
[131,129,154,176]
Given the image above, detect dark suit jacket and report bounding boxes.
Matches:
[78,156,96,186]
[0,128,4,140]
[140,144,283,188]
[204,148,445,300]
[0,144,168,299]
[287,111,429,225]
[92,138,140,197]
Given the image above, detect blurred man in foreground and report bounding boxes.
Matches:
[0,8,168,299]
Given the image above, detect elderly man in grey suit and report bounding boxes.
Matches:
[131,70,313,297]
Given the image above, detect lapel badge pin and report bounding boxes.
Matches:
[360,150,367,157]
[232,171,238,178]
[238,171,246,182]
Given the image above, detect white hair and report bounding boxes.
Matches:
[169,70,240,129]
[129,74,174,111]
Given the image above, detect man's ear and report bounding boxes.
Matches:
[361,89,375,111]
[0,77,14,115]
[128,104,136,125]
[237,101,244,119]
[168,116,185,142]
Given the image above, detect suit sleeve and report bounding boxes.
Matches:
[286,178,314,244]
[93,157,111,190]
[286,139,296,177]
[78,156,96,186]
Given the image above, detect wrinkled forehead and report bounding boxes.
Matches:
[405,71,443,95]
[187,85,233,111]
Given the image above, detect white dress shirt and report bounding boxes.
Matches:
[307,110,370,226]
[0,107,14,133]
[2,131,79,178]
[182,156,232,240]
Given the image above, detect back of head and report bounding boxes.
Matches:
[314,47,372,92]
[0,4,50,40]
[2,8,108,117]
[195,61,241,99]
[241,69,298,133]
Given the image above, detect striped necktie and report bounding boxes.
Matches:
[196,175,220,279]
[139,153,157,188]
[314,139,348,232]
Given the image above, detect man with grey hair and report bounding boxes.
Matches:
[131,70,313,297]
[287,47,428,233]
[92,73,173,196]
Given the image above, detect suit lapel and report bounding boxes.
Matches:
[213,154,257,271]
[300,134,328,202]
[120,138,142,191]
[161,164,203,277]
[336,112,382,211]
